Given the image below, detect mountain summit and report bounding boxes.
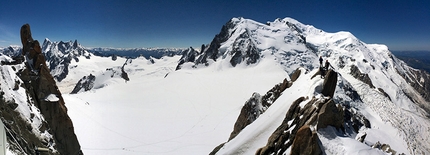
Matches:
[175,17,430,154]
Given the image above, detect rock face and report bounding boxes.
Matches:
[0,95,50,154]
[228,78,292,141]
[228,31,260,67]
[71,74,96,94]
[195,19,236,65]
[350,65,375,88]
[17,24,82,154]
[175,47,199,70]
[290,125,322,155]
[317,99,344,129]
[176,18,262,69]
[321,69,338,97]
[210,74,294,154]
[42,38,91,82]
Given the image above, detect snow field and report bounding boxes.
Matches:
[64,55,288,155]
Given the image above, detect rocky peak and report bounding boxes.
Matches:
[73,39,79,49]
[42,38,91,82]
[194,18,238,65]
[175,47,199,70]
[71,74,96,94]
[13,23,83,154]
[176,17,315,71]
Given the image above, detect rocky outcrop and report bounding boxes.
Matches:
[121,61,130,82]
[71,74,96,94]
[256,97,307,155]
[317,99,344,129]
[0,96,51,154]
[377,88,391,101]
[322,69,338,97]
[255,95,348,155]
[18,24,83,154]
[255,70,344,155]
[290,125,322,155]
[228,77,292,141]
[228,92,262,141]
[176,47,199,70]
[350,65,375,88]
[211,71,297,154]
[195,19,236,65]
[42,39,91,82]
[229,31,259,67]
[290,68,302,82]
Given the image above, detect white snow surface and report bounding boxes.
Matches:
[64,54,288,154]
[44,94,59,102]
[56,17,430,155]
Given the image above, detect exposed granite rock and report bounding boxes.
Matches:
[71,74,96,94]
[228,78,292,141]
[256,97,306,155]
[377,88,391,101]
[42,39,90,82]
[0,96,50,154]
[290,68,301,82]
[228,92,262,140]
[322,69,338,97]
[350,65,375,88]
[256,70,343,155]
[290,125,322,155]
[18,24,83,154]
[176,47,199,70]
[211,69,380,155]
[210,76,293,154]
[195,19,236,65]
[121,61,130,82]
[229,31,260,67]
[317,99,344,129]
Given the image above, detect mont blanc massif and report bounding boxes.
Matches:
[0,17,429,155]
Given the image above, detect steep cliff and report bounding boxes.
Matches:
[0,24,82,154]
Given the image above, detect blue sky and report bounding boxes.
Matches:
[0,0,429,51]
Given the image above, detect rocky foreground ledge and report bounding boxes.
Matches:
[0,24,82,154]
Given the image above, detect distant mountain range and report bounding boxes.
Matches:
[0,39,185,82]
[391,51,430,73]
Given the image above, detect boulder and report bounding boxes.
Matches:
[317,99,344,130]
[322,69,338,97]
[290,125,322,155]
[290,68,301,82]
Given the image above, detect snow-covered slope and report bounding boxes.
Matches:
[197,17,429,155]
[55,17,430,155]
[64,54,288,154]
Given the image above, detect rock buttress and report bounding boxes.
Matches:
[20,24,83,155]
